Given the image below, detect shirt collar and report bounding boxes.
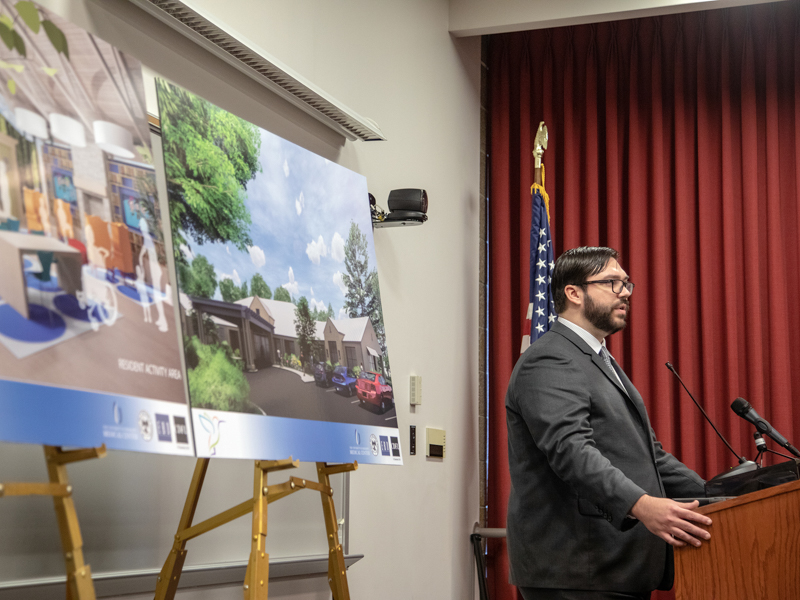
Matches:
[557,316,609,356]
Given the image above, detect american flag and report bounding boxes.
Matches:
[521,181,556,352]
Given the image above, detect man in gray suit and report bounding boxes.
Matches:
[506,247,712,600]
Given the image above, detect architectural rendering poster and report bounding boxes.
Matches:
[157,79,401,464]
[0,4,192,454]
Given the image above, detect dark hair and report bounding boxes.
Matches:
[552,247,620,313]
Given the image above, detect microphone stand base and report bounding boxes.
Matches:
[712,460,758,480]
[705,458,800,497]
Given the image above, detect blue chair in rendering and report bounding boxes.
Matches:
[0,218,20,231]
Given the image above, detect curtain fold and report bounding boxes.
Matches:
[488,4,800,599]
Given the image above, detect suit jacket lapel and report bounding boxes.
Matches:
[609,357,652,435]
[588,350,630,398]
[552,322,650,431]
[550,322,663,490]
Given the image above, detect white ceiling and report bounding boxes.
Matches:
[448,0,787,36]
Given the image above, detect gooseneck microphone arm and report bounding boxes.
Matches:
[730,397,800,458]
[665,362,747,464]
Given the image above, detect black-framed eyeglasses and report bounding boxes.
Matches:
[581,279,635,295]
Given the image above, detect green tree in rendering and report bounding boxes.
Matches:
[250,273,272,299]
[310,302,334,322]
[220,278,245,303]
[157,79,261,263]
[179,255,217,298]
[341,222,375,318]
[274,286,292,302]
[341,221,389,376]
[295,296,316,368]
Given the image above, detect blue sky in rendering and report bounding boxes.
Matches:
[179,127,376,318]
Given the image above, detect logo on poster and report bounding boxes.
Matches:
[370,434,379,456]
[174,416,189,444]
[390,436,401,457]
[138,411,153,441]
[103,402,137,441]
[379,435,390,456]
[155,414,172,442]
[199,413,224,456]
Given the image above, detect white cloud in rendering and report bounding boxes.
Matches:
[338,307,348,319]
[331,232,345,262]
[283,159,290,177]
[179,243,194,261]
[226,245,231,255]
[306,235,327,265]
[216,268,240,286]
[310,287,315,296]
[295,191,305,216]
[248,245,266,268]
[284,267,300,297]
[333,271,347,295]
[311,298,326,312]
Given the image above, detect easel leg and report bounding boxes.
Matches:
[244,461,269,600]
[154,458,210,600]
[44,446,97,600]
[316,462,350,600]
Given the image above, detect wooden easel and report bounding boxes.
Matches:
[0,444,107,600]
[155,457,358,600]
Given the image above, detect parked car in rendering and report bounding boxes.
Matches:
[356,371,393,412]
[314,362,334,387]
[331,366,357,396]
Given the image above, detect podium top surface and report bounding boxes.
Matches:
[695,478,800,516]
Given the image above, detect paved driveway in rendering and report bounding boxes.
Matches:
[246,366,397,427]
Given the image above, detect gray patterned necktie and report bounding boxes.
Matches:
[599,346,615,375]
[599,346,624,390]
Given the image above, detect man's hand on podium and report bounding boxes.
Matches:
[630,495,712,548]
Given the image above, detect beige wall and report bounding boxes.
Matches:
[323,320,345,365]
[359,318,382,373]
[248,297,275,327]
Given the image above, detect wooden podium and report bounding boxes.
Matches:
[674,478,800,600]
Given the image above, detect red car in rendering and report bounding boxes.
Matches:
[356,371,393,412]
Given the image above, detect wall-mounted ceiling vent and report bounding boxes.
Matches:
[128,0,386,141]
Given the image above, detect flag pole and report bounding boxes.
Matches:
[532,121,548,184]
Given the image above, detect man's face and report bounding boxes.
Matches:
[581,259,631,335]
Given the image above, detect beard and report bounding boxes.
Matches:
[584,293,629,335]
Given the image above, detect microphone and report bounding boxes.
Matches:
[731,398,800,458]
[665,362,747,464]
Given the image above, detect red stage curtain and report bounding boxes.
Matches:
[487,4,800,599]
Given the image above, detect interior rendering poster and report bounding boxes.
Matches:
[0,3,193,455]
[157,79,401,464]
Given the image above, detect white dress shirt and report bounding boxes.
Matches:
[557,317,625,389]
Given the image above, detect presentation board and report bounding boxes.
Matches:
[157,79,402,465]
[0,2,192,455]
[0,2,402,465]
